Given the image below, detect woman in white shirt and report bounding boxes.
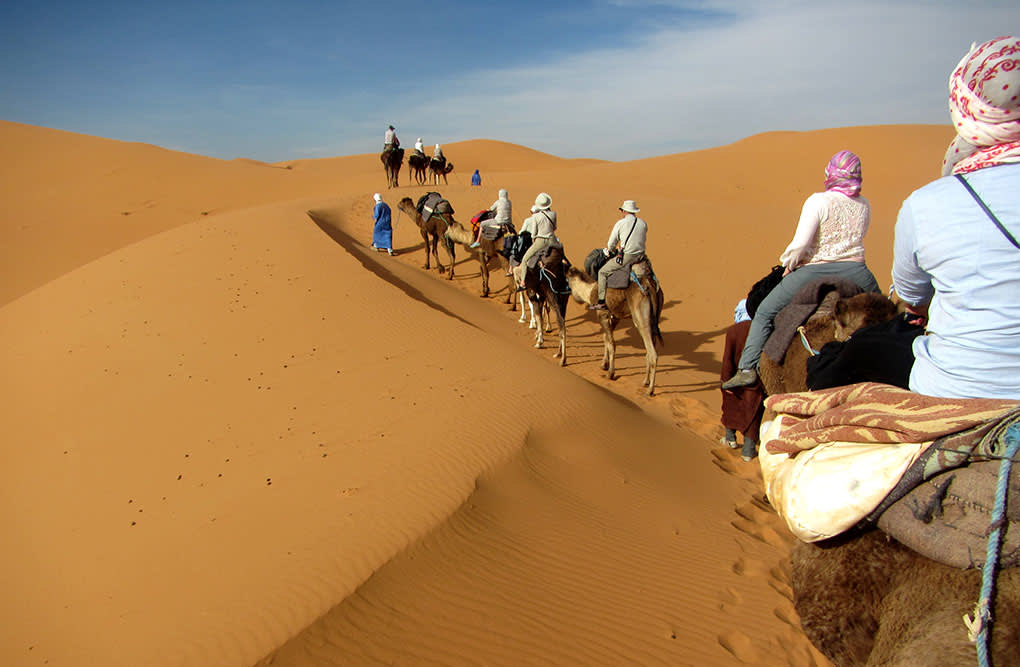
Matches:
[722,150,880,390]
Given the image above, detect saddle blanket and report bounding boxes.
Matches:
[759,382,1020,557]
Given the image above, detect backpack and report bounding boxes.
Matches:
[584,247,614,280]
[746,265,785,319]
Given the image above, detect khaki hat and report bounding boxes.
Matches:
[620,200,640,213]
[534,192,552,210]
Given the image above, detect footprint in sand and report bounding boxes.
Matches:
[717,629,759,663]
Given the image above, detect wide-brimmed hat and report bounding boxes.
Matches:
[388,125,394,130]
[619,200,639,213]
[534,192,552,210]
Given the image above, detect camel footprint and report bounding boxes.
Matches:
[717,629,759,663]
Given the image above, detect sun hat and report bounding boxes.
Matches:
[534,192,552,210]
[388,125,394,130]
[619,200,640,213]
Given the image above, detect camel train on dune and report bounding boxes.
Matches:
[394,191,664,391]
[387,149,454,188]
[747,285,1019,666]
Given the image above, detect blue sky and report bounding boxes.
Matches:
[1,1,1015,161]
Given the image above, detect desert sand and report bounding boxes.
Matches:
[1,119,953,666]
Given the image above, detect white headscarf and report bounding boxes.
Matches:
[373,193,382,203]
[942,36,1020,175]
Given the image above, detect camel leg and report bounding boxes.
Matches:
[518,293,529,323]
[529,301,539,329]
[479,253,490,297]
[534,300,545,348]
[420,229,431,270]
[601,317,616,379]
[444,238,455,280]
[552,298,567,365]
[632,300,658,395]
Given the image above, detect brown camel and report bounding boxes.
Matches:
[408,153,428,185]
[428,157,454,185]
[380,148,404,189]
[758,291,898,396]
[396,197,456,275]
[441,220,517,302]
[565,261,663,395]
[792,529,1019,666]
[520,247,569,363]
[757,293,1020,664]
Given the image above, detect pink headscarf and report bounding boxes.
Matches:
[942,36,1020,176]
[824,150,862,197]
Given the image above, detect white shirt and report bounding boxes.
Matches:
[414,139,424,152]
[525,210,556,239]
[892,163,1020,399]
[606,214,647,255]
[780,191,869,270]
[384,129,396,145]
[489,197,512,225]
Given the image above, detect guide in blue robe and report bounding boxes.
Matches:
[372,197,393,251]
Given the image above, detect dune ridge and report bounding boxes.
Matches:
[2,120,953,666]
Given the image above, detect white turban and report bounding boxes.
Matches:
[942,36,1020,175]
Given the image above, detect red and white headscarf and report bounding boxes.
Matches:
[824,150,862,197]
[942,36,1020,176]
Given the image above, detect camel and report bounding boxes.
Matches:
[792,529,1019,665]
[565,260,664,395]
[396,197,455,275]
[755,292,1020,664]
[758,291,898,396]
[441,219,518,302]
[408,153,428,185]
[380,148,404,189]
[428,157,454,185]
[519,247,569,362]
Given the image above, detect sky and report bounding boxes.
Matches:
[0,1,1016,162]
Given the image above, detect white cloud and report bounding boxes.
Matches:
[355,1,1016,160]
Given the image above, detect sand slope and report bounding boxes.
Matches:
[1,120,953,666]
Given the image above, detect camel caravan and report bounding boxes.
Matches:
[381,130,454,188]
[391,188,664,392]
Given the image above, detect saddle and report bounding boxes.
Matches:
[416,192,453,222]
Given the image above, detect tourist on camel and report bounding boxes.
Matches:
[433,143,444,161]
[471,188,512,248]
[720,298,764,461]
[383,125,399,153]
[591,200,647,311]
[892,35,1020,400]
[370,193,395,256]
[413,137,425,158]
[516,193,557,290]
[721,150,881,390]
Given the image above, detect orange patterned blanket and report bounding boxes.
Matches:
[764,382,1019,454]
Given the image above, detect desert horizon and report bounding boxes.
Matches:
[2,118,956,666]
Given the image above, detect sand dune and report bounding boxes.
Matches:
[1,120,953,666]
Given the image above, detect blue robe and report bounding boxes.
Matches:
[372,202,392,249]
[471,170,481,186]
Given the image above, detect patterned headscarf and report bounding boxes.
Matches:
[942,36,1020,176]
[824,150,862,197]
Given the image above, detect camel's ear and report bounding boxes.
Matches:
[834,298,850,326]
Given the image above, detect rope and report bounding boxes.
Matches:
[539,267,571,295]
[797,326,820,356]
[964,422,1019,666]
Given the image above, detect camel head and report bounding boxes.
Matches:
[833,293,899,342]
[565,265,597,305]
[397,197,417,215]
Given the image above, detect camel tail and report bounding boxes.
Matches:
[647,279,664,348]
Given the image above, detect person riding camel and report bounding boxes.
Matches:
[516,192,557,290]
[414,137,425,158]
[591,200,647,310]
[471,188,512,248]
[383,125,399,153]
[721,150,881,390]
[892,35,1020,399]
[433,143,444,162]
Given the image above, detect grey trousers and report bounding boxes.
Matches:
[737,261,880,370]
[597,252,642,300]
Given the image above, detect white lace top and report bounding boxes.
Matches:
[780,191,869,269]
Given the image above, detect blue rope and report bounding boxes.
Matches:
[968,422,1020,666]
[539,267,571,294]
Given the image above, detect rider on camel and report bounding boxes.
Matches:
[384,125,400,153]
[471,188,512,248]
[414,137,425,158]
